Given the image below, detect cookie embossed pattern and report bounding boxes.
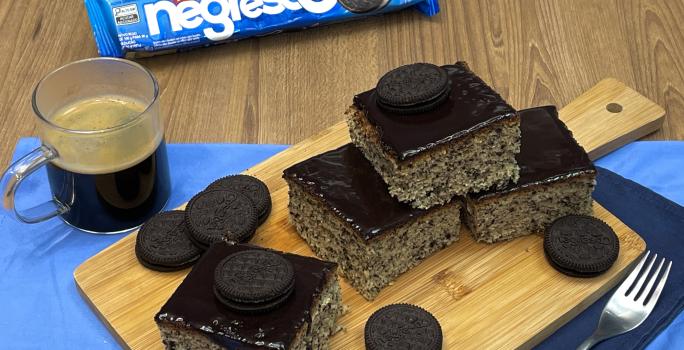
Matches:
[184,189,259,249]
[213,250,296,313]
[544,215,620,277]
[207,175,273,224]
[135,210,202,271]
[365,304,442,350]
[375,63,452,115]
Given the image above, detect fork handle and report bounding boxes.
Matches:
[577,332,609,350]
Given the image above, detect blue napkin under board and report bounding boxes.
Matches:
[0,138,682,349]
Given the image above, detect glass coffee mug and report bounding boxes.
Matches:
[1,58,171,233]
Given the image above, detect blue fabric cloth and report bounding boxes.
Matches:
[598,142,684,350]
[594,142,684,206]
[538,141,684,350]
[1,138,682,349]
[0,138,287,349]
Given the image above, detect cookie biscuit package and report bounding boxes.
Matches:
[84,0,440,57]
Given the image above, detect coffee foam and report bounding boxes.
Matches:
[41,96,163,174]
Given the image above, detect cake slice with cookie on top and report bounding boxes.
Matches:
[156,243,343,349]
[347,61,521,209]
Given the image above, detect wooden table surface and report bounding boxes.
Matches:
[1,0,683,169]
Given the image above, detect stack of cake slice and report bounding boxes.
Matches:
[153,61,599,350]
[285,61,525,300]
[285,61,595,300]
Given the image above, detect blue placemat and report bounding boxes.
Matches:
[0,138,286,349]
[0,138,682,349]
[539,141,684,350]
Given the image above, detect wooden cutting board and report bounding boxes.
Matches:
[75,78,664,350]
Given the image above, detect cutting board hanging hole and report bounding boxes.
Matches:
[606,103,623,113]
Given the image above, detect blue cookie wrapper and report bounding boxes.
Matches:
[84,0,440,57]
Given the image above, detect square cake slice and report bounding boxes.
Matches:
[156,243,342,350]
[463,106,596,243]
[347,61,520,209]
[283,144,461,300]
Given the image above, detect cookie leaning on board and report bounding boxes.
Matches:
[134,174,272,271]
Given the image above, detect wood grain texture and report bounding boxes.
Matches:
[1,0,684,169]
[561,78,664,159]
[74,79,655,349]
[76,203,644,350]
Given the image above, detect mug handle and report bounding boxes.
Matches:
[1,145,68,223]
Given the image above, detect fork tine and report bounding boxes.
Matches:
[645,260,672,310]
[618,251,650,295]
[629,252,657,298]
[637,257,665,304]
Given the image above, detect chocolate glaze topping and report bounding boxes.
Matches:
[472,106,596,200]
[353,61,517,161]
[156,243,337,350]
[283,144,428,241]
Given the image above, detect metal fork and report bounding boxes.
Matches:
[577,251,672,350]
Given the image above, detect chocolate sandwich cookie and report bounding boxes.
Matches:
[365,303,442,350]
[206,175,272,225]
[213,249,295,313]
[544,215,620,277]
[375,63,451,115]
[185,190,258,249]
[338,0,388,13]
[135,211,203,272]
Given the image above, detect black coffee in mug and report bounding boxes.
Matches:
[1,58,171,233]
[46,143,170,233]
